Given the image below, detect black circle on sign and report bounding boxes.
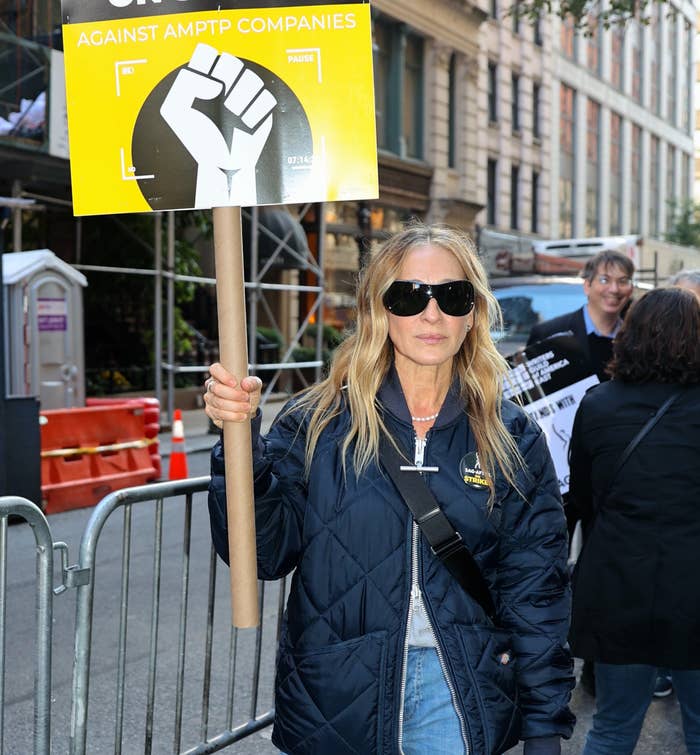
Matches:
[132,56,314,210]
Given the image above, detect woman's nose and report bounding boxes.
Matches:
[421,297,442,319]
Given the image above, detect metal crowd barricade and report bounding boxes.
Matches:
[0,496,55,755]
[0,479,284,755]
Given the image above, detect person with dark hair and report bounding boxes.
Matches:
[655,269,700,698]
[203,224,575,754]
[567,287,700,755]
[527,249,635,382]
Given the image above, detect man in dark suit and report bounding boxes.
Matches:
[527,248,635,698]
[527,249,635,382]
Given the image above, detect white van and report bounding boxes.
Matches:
[532,235,641,273]
[478,228,642,277]
[477,228,540,276]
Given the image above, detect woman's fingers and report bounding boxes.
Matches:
[203,365,263,426]
[207,362,237,387]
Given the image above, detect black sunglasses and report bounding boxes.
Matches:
[383,280,475,317]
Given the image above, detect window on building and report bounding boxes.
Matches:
[650,135,660,236]
[0,0,59,41]
[586,99,600,236]
[448,53,457,168]
[324,203,416,329]
[682,152,691,202]
[609,113,622,235]
[679,21,694,134]
[650,5,662,116]
[487,158,498,225]
[559,85,575,237]
[403,34,424,159]
[488,62,498,122]
[587,14,601,75]
[610,27,624,91]
[560,17,575,59]
[666,145,676,231]
[630,21,642,103]
[373,18,391,151]
[512,0,521,34]
[510,164,520,229]
[685,22,693,134]
[511,73,520,132]
[531,170,539,233]
[667,15,677,126]
[534,12,543,46]
[490,0,498,19]
[533,82,541,139]
[630,125,642,233]
[372,15,424,159]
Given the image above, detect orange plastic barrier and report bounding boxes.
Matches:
[41,404,158,514]
[86,397,162,480]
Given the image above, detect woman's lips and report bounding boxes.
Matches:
[417,335,445,344]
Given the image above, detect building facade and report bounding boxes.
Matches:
[479,1,695,243]
[2,0,697,390]
[694,9,700,200]
[479,0,550,237]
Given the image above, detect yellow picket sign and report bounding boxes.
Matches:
[61,0,377,215]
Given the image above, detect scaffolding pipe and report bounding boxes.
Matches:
[154,213,163,412]
[166,212,175,423]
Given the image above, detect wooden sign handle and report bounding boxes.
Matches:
[213,205,258,628]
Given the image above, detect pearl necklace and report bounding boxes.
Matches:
[410,411,440,422]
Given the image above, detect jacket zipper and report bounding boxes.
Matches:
[396,521,418,754]
[397,435,470,755]
[424,571,471,755]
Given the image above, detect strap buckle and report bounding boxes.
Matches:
[431,532,464,560]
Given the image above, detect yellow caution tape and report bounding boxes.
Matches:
[41,437,158,458]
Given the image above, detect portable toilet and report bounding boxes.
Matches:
[2,249,87,409]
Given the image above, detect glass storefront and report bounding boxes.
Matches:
[323,201,423,330]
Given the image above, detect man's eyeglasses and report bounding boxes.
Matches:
[595,275,633,289]
[383,280,475,317]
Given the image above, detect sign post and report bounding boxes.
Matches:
[212,205,258,627]
[61,0,378,627]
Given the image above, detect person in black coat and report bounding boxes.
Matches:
[568,287,700,755]
[527,250,635,383]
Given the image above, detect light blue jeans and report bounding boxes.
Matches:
[401,646,466,754]
[281,646,465,755]
[583,663,700,755]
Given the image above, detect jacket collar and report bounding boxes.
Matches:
[376,363,465,428]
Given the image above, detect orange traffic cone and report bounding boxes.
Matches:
[168,409,189,480]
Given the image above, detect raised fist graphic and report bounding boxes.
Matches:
[160,43,277,208]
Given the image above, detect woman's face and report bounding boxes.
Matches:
[386,244,474,371]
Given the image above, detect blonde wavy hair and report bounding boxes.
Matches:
[292,223,523,498]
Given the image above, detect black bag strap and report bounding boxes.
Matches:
[378,434,497,621]
[605,389,683,494]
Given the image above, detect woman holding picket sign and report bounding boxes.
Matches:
[204,223,575,754]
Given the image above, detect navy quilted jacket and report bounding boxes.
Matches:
[208,372,575,754]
